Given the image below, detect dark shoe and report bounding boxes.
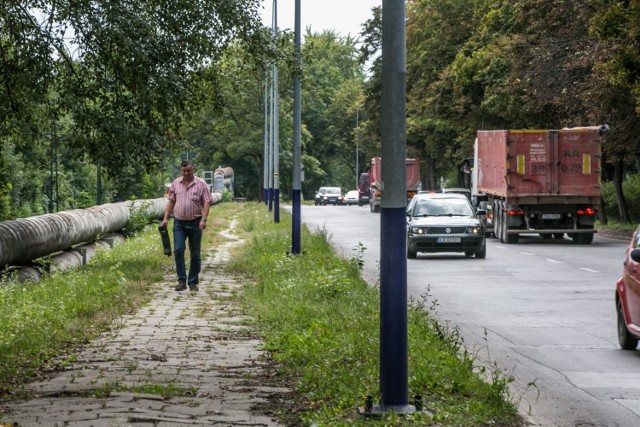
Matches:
[175,281,187,291]
[189,284,199,292]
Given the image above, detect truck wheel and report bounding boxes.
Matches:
[500,203,508,243]
[618,297,638,350]
[500,202,518,244]
[494,201,503,242]
[572,228,594,244]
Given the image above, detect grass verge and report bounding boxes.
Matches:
[0,201,522,425]
[0,229,169,395]
[228,202,522,426]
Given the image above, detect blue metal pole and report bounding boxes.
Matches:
[291,0,301,253]
[263,68,270,205]
[378,0,413,414]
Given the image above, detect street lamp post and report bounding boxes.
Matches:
[356,108,359,189]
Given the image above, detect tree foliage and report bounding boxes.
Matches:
[184,29,366,200]
[0,0,267,219]
[355,0,640,220]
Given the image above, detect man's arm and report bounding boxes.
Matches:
[200,201,211,229]
[161,200,176,227]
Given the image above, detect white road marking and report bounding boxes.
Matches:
[520,252,534,255]
[546,258,563,264]
[579,267,599,273]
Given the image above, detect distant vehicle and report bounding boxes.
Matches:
[316,187,343,205]
[442,187,471,199]
[369,157,421,213]
[406,192,486,259]
[358,173,370,207]
[342,190,359,205]
[616,224,640,350]
[314,187,329,206]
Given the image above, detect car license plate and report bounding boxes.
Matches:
[542,213,561,219]
[437,237,461,243]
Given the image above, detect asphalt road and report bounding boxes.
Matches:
[291,204,640,427]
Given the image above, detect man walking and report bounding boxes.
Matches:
[161,160,214,291]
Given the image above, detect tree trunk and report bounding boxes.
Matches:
[613,158,629,223]
[424,156,436,191]
[598,196,608,225]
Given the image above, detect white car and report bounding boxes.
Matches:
[342,190,359,205]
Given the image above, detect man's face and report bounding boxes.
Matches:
[181,165,195,181]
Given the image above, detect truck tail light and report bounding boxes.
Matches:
[577,207,596,216]
[507,208,524,216]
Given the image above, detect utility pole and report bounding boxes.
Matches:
[375,0,415,415]
[263,68,270,204]
[356,108,360,189]
[291,0,302,254]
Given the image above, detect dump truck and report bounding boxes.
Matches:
[369,156,421,213]
[472,126,607,244]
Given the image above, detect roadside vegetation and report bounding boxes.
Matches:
[0,228,167,395]
[229,203,522,426]
[0,201,522,425]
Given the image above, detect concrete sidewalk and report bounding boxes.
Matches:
[0,220,290,426]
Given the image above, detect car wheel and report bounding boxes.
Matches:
[475,243,487,259]
[617,297,638,350]
[407,245,417,259]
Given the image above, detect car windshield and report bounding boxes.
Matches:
[325,188,341,194]
[413,198,474,217]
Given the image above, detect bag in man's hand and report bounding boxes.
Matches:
[158,225,172,256]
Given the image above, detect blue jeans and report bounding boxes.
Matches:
[173,218,203,286]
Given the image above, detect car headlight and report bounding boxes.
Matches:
[410,227,429,234]
[466,226,482,234]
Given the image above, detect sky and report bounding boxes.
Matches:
[259,0,380,40]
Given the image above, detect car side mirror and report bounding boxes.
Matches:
[475,209,486,216]
[631,248,640,263]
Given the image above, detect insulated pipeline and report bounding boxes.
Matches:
[0,198,168,269]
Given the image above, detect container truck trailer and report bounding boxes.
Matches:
[369,156,421,213]
[472,126,607,244]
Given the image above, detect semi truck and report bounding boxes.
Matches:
[471,126,607,244]
[369,156,421,213]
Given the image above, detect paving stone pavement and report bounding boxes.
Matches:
[0,219,290,427]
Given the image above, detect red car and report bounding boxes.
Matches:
[616,225,640,350]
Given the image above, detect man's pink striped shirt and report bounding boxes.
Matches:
[167,176,214,221]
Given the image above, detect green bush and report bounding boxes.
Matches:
[601,175,640,223]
